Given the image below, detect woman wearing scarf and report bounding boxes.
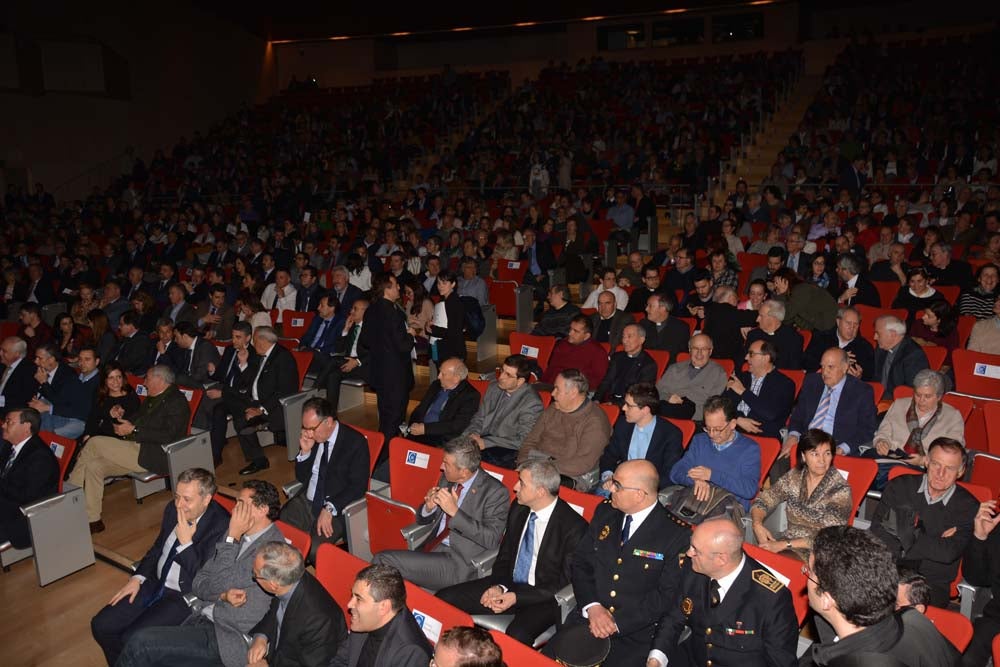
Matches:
[865,369,965,489]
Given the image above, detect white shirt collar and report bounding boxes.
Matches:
[627,501,659,536]
[531,497,559,523]
[714,554,747,603]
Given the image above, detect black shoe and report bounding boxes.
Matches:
[239,459,270,476]
[245,414,269,429]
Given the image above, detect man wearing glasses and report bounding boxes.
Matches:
[544,460,689,666]
[648,517,798,667]
[278,397,369,564]
[656,334,729,421]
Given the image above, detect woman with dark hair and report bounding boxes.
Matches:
[345,252,372,292]
[54,312,89,364]
[806,254,838,297]
[910,300,959,366]
[237,291,271,331]
[403,281,434,358]
[428,270,466,363]
[87,308,117,364]
[891,267,946,326]
[130,291,158,334]
[82,361,141,442]
[749,428,852,561]
[739,279,769,311]
[771,267,838,331]
[957,263,999,319]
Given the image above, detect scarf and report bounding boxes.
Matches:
[902,399,943,455]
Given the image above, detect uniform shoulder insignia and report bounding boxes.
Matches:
[751,568,784,594]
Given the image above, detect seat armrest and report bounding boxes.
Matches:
[19,483,80,516]
[283,480,303,499]
[554,584,576,623]
[183,593,199,608]
[472,548,500,578]
[160,432,204,454]
[343,496,367,514]
[402,521,433,551]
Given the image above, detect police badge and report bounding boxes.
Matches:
[598,525,611,540]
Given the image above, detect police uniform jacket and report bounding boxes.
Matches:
[652,554,799,667]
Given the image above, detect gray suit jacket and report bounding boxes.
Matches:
[655,360,729,421]
[459,381,543,451]
[412,469,509,570]
[186,523,285,667]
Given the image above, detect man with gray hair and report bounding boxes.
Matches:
[404,358,480,447]
[593,323,658,404]
[927,241,973,289]
[372,438,509,590]
[0,336,39,416]
[517,369,612,491]
[835,253,879,307]
[745,299,804,370]
[69,363,190,532]
[436,459,588,645]
[873,315,929,402]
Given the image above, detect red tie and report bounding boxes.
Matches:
[422,483,464,552]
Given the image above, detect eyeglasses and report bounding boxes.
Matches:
[301,420,327,434]
[622,401,640,410]
[801,563,820,586]
[703,425,732,435]
[689,347,712,353]
[609,479,646,494]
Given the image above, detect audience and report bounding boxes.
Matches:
[30,342,99,438]
[593,323,658,405]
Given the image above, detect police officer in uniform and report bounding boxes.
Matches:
[544,460,691,666]
[648,517,799,667]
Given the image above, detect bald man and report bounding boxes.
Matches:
[544,460,690,666]
[649,518,799,667]
[405,358,481,447]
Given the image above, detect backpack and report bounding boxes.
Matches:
[460,296,485,339]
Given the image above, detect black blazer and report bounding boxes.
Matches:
[408,379,480,445]
[872,336,929,401]
[599,417,685,487]
[134,500,229,599]
[16,279,56,307]
[294,423,369,514]
[173,338,222,388]
[211,346,258,395]
[0,358,40,415]
[238,344,300,432]
[745,325,803,370]
[329,284,363,334]
[841,276,881,308]
[294,285,321,313]
[640,317,690,358]
[358,298,414,393]
[343,607,432,667]
[249,570,348,667]
[802,329,875,380]
[702,302,759,365]
[590,310,632,352]
[150,339,185,372]
[488,498,587,604]
[114,332,154,376]
[787,373,876,455]
[0,435,59,547]
[721,369,796,439]
[428,291,466,363]
[594,350,659,404]
[519,240,556,278]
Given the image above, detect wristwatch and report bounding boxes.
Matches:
[786,540,793,550]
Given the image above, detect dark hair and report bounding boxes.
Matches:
[906,266,930,282]
[702,395,736,421]
[773,267,803,289]
[209,283,227,297]
[812,526,898,627]
[88,308,110,341]
[746,278,768,296]
[897,567,931,609]
[626,382,660,412]
[232,320,253,338]
[798,428,836,463]
[302,396,335,421]
[691,269,712,285]
[98,361,134,401]
[437,270,458,286]
[749,339,777,365]
[549,283,569,300]
[766,246,787,261]
[11,407,40,435]
[437,627,503,667]
[36,341,61,361]
[356,564,407,613]
[570,314,593,335]
[242,479,281,520]
[78,345,100,361]
[502,354,533,381]
[923,300,957,337]
[174,321,198,339]
[20,302,41,319]
[371,272,398,300]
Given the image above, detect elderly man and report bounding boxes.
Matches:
[927,241,973,289]
[531,284,580,339]
[640,293,690,357]
[649,517,799,667]
[599,382,684,489]
[433,627,503,667]
[669,395,762,510]
[0,337,36,415]
[405,358,480,447]
[436,460,588,645]
[803,306,875,380]
[341,564,433,667]
[702,285,759,365]
[802,526,958,667]
[68,364,190,533]
[164,283,197,326]
[516,369,612,491]
[326,265,363,332]
[873,315,929,402]
[594,323,658,405]
[372,438,509,590]
[617,251,646,288]
[461,354,543,469]
[540,315,609,388]
[100,281,131,331]
[90,468,229,665]
[544,460,690,666]
[656,333,728,421]
[870,437,979,607]
[722,339,795,439]
[30,343,99,438]
[745,299,804,370]
[590,290,632,351]
[869,241,911,284]
[582,267,628,311]
[457,257,489,307]
[785,231,813,276]
[835,254,879,307]
[0,408,59,549]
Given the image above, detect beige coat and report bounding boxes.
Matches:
[874,398,966,453]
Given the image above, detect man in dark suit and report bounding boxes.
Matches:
[0,407,59,549]
[702,286,760,366]
[835,254,880,308]
[90,468,229,666]
[649,517,799,667]
[406,359,480,447]
[195,284,235,341]
[31,343,99,438]
[17,263,56,307]
[280,397,369,564]
[293,266,321,313]
[205,238,234,270]
[544,460,690,666]
[784,231,813,277]
[594,323,658,404]
[640,294,690,358]
[223,326,300,475]
[153,263,179,311]
[0,336,39,416]
[246,541,348,667]
[802,306,875,380]
[358,274,414,454]
[722,339,796,440]
[200,322,256,462]
[372,438,509,590]
[436,460,588,645]
[114,310,154,376]
[150,318,184,371]
[745,300,804,370]
[927,242,973,289]
[838,157,868,201]
[164,283,198,326]
[16,303,52,358]
[873,316,929,402]
[171,321,221,388]
[589,291,632,353]
[625,265,671,314]
[327,265,363,334]
[341,564,432,667]
[598,384,684,489]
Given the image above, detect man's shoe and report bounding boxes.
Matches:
[239,459,270,476]
[245,415,269,428]
[89,520,106,534]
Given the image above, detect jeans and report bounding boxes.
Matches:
[117,621,224,667]
[40,413,86,439]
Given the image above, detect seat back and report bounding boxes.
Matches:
[290,350,312,389]
[666,417,696,449]
[39,431,76,493]
[212,492,236,513]
[177,386,203,434]
[646,349,671,379]
[487,280,519,318]
[352,425,386,477]
[748,435,781,490]
[405,582,475,645]
[599,403,620,427]
[872,280,900,308]
[935,285,960,305]
[480,462,518,500]
[536,389,552,408]
[923,345,947,371]
[742,543,809,625]
[558,486,604,521]
[924,606,974,652]
[509,333,557,371]
[984,402,1000,456]
[388,437,445,508]
[365,492,417,554]
[469,379,490,399]
[497,260,525,284]
[315,543,368,625]
[952,349,1000,398]
[779,369,806,397]
[275,519,312,559]
[282,311,315,340]
[830,455,878,526]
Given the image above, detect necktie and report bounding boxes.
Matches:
[210,306,217,315]
[344,324,360,356]
[1,448,16,477]
[710,579,721,607]
[310,441,331,517]
[145,538,181,608]
[809,387,833,429]
[620,515,633,549]
[311,319,329,349]
[302,294,310,311]
[423,389,450,424]
[512,512,537,584]
[0,365,13,395]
